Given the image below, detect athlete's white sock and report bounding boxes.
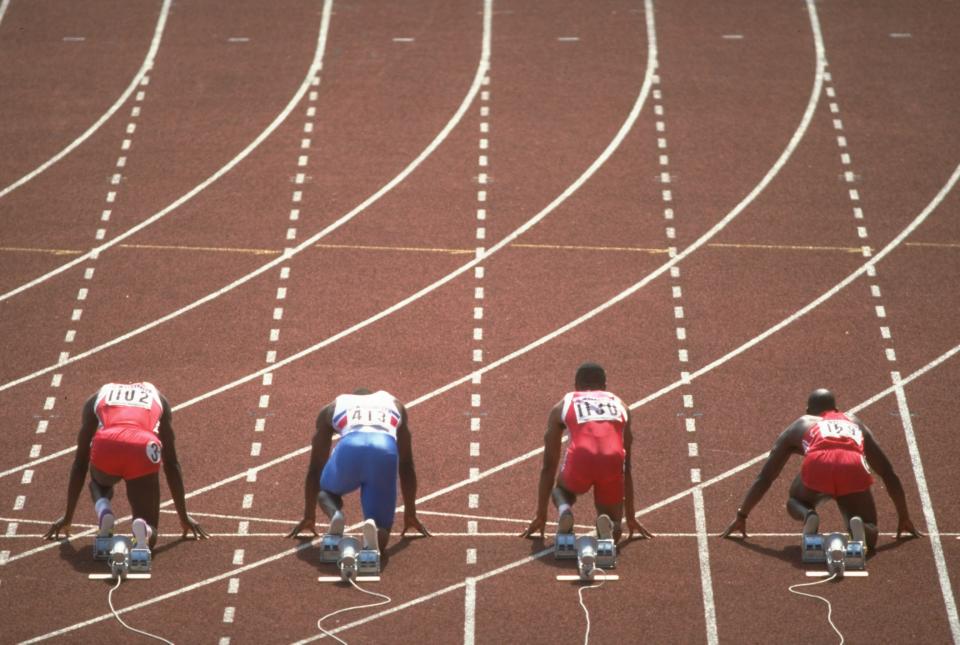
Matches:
[329,510,345,535]
[132,518,153,548]
[95,497,112,520]
[557,503,571,518]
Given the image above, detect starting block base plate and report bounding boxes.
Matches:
[318,575,381,583]
[805,570,868,578]
[88,573,151,580]
[556,574,619,582]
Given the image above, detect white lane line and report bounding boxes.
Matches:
[464,578,477,645]
[1,0,488,388]
[693,489,718,644]
[0,0,326,302]
[15,341,960,644]
[892,372,960,641]
[0,0,171,201]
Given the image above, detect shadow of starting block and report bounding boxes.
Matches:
[555,533,618,582]
[802,531,866,579]
[317,534,381,583]
[89,536,151,580]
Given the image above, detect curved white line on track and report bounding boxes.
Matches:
[19,341,959,643]
[0,0,325,303]
[0,0,490,389]
[0,0,171,201]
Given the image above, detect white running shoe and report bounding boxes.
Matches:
[361,518,379,552]
[803,511,820,536]
[98,510,115,537]
[849,516,866,546]
[132,518,151,550]
[596,514,615,540]
[557,508,574,534]
[328,510,345,536]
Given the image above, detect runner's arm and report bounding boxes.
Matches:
[397,403,429,536]
[45,395,98,537]
[288,405,334,537]
[521,404,565,538]
[158,396,209,538]
[623,416,653,539]
[721,422,803,538]
[861,425,911,522]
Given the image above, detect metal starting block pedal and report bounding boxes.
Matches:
[89,536,152,580]
[801,531,866,579]
[317,534,381,583]
[556,535,618,582]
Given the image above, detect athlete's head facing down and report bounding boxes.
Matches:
[353,387,373,395]
[806,388,837,416]
[574,362,606,391]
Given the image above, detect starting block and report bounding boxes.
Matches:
[555,532,618,582]
[317,534,381,583]
[89,536,152,580]
[802,531,866,579]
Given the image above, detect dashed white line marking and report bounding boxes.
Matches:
[35,421,48,434]
[258,395,269,409]
[470,394,481,407]
[228,578,240,594]
[466,549,477,564]
[557,36,579,42]
[250,443,262,457]
[51,374,62,387]
[721,34,744,40]
[464,578,477,645]
[685,418,696,433]
[470,443,480,457]
[885,348,897,362]
[690,468,701,483]
[467,521,478,534]
[255,419,266,432]
[683,394,694,408]
[21,470,33,485]
[393,37,415,42]
[6,522,18,536]
[262,373,273,386]
[43,398,55,411]
[470,418,480,431]
[242,494,253,509]
[468,494,479,509]
[222,607,235,623]
[228,37,249,43]
[13,496,25,510]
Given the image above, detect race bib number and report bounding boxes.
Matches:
[103,384,154,410]
[572,397,624,424]
[348,405,396,428]
[817,420,863,445]
[145,441,162,464]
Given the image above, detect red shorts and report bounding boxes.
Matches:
[90,427,163,480]
[559,448,624,506]
[801,449,873,497]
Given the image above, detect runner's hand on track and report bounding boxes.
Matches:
[520,514,547,539]
[720,515,748,539]
[286,517,318,538]
[896,515,923,539]
[401,513,431,537]
[181,515,211,540]
[43,516,71,540]
[626,516,654,540]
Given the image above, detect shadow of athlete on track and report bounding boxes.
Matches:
[55,532,200,583]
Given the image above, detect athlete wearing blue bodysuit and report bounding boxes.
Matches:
[287,389,430,552]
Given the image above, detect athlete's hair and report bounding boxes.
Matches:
[574,362,606,390]
[806,388,837,415]
[353,387,373,395]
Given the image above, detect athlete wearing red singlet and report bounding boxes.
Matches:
[90,382,165,480]
[558,390,628,505]
[522,363,653,543]
[722,389,920,552]
[45,382,209,550]
[800,410,873,497]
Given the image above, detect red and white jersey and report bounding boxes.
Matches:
[331,391,401,440]
[802,411,865,455]
[560,390,628,457]
[93,382,164,434]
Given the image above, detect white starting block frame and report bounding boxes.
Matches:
[317,534,381,583]
[802,531,867,579]
[89,535,152,580]
[554,533,618,582]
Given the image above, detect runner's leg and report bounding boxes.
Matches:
[126,473,161,549]
[836,489,879,551]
